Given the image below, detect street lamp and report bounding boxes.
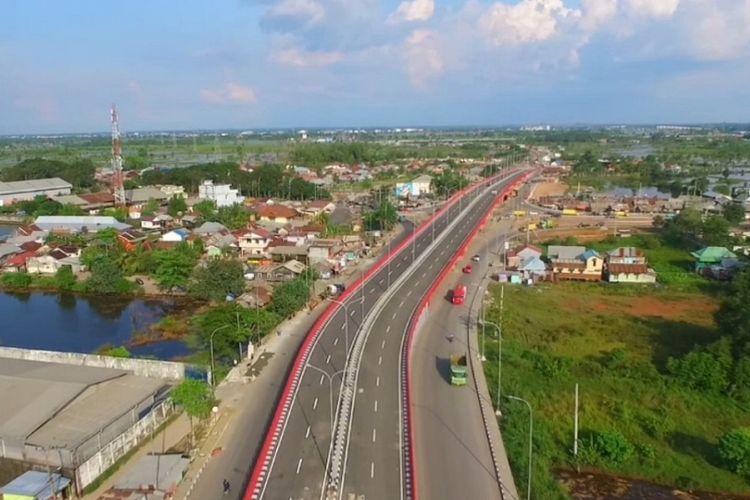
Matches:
[209,324,232,387]
[479,319,502,414]
[305,364,346,437]
[326,296,364,355]
[506,395,533,500]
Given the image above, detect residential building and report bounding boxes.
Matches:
[255,204,299,224]
[140,214,173,230]
[606,263,657,283]
[300,200,336,217]
[236,227,272,258]
[205,230,237,254]
[193,221,228,236]
[237,285,273,309]
[0,178,72,206]
[118,230,148,252]
[198,180,244,207]
[27,246,83,274]
[507,244,543,269]
[161,228,190,242]
[691,246,739,272]
[255,259,307,282]
[328,204,355,228]
[395,174,432,198]
[125,187,169,205]
[607,247,647,265]
[547,245,603,281]
[308,239,340,264]
[33,215,130,233]
[0,470,71,499]
[518,256,547,280]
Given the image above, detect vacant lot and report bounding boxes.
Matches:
[483,282,749,499]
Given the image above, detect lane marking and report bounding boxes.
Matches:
[381,340,386,349]
[305,426,311,439]
[374,400,378,412]
[340,323,345,330]
[386,325,391,333]
[326,354,331,364]
[378,356,382,366]
[333,337,339,346]
[350,309,356,317]
[376,376,380,387]
[392,312,397,320]
[313,397,318,410]
[370,462,375,479]
[372,428,377,443]
[296,458,303,475]
[320,374,325,385]
[370,288,375,293]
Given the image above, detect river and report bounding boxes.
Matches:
[0,290,193,360]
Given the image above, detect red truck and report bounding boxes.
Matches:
[452,284,467,305]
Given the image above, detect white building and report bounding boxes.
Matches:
[198,180,244,208]
[0,178,72,206]
[395,175,432,198]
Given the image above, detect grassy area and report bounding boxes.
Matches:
[483,281,749,498]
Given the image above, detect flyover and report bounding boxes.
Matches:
[244,168,532,500]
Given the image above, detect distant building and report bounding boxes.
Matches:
[33,215,130,233]
[395,175,432,198]
[0,178,72,206]
[198,180,244,207]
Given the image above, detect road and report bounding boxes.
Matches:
[255,169,527,500]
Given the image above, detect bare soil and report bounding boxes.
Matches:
[530,181,568,199]
[588,296,718,327]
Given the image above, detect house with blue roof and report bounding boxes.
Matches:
[0,470,71,500]
[548,245,603,281]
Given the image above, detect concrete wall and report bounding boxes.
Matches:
[0,347,186,380]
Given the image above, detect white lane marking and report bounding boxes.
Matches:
[305,426,311,439]
[386,325,391,333]
[392,312,397,320]
[326,354,331,364]
[333,337,339,346]
[296,458,303,474]
[341,323,345,330]
[422,272,426,277]
[370,288,375,293]
[350,309,356,317]
[381,340,386,349]
[320,374,325,385]
[371,462,375,479]
[378,356,382,366]
[399,300,404,307]
[406,290,412,297]
[374,400,378,412]
[379,279,384,285]
[313,397,319,410]
[372,428,377,443]
[376,376,380,387]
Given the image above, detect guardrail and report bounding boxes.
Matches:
[401,170,535,500]
[242,168,522,500]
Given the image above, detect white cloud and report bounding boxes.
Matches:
[682,0,750,60]
[626,0,680,18]
[274,47,344,67]
[579,0,617,31]
[480,0,573,46]
[267,0,325,27]
[403,29,443,88]
[200,83,257,104]
[389,0,434,23]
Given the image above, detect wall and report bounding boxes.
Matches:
[0,347,186,380]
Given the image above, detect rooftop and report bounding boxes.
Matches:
[0,470,70,498]
[0,178,72,194]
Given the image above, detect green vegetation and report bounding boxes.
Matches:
[268,277,312,318]
[363,198,398,231]
[718,428,750,475]
[188,259,246,301]
[483,281,749,498]
[0,158,97,189]
[97,345,132,358]
[171,379,216,446]
[152,243,201,291]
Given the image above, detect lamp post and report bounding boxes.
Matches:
[325,296,364,355]
[506,395,533,500]
[305,365,346,437]
[209,324,232,387]
[479,319,502,414]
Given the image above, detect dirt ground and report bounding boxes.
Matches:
[530,181,568,199]
[587,295,718,327]
[558,470,750,500]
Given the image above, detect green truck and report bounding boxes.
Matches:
[450,354,468,386]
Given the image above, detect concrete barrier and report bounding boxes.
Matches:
[0,346,186,380]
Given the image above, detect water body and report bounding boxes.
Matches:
[0,224,12,242]
[0,291,193,360]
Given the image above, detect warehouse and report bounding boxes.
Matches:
[0,358,174,494]
[0,178,72,206]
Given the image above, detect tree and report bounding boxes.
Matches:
[171,379,215,446]
[153,245,199,291]
[585,430,634,465]
[269,278,310,318]
[667,337,734,393]
[363,198,398,231]
[723,203,746,225]
[693,176,710,195]
[55,265,77,291]
[167,196,188,217]
[663,208,703,246]
[215,204,250,230]
[142,198,160,217]
[718,428,750,474]
[194,304,281,363]
[702,215,732,246]
[193,200,217,220]
[189,259,246,301]
[86,255,132,294]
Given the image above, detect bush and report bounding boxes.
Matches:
[602,348,628,370]
[521,350,572,379]
[0,272,32,288]
[718,428,750,474]
[639,409,672,439]
[667,338,733,393]
[584,430,635,465]
[55,265,76,290]
[637,443,656,461]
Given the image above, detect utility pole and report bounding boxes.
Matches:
[573,383,579,458]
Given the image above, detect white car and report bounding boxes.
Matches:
[471,254,481,262]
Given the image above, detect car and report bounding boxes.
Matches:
[471,254,481,262]
[135,278,144,286]
[462,265,473,274]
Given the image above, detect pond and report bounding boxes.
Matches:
[0,290,194,360]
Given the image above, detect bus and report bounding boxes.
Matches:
[452,284,467,305]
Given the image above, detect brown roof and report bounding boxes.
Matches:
[608,263,650,274]
[256,205,298,219]
[20,241,42,252]
[17,224,42,236]
[79,192,115,205]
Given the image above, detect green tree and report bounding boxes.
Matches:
[189,259,246,301]
[167,196,188,217]
[215,204,250,230]
[142,198,161,217]
[55,265,77,291]
[702,215,732,246]
[723,203,746,225]
[171,379,215,446]
[86,256,131,294]
[153,245,198,291]
[269,277,311,318]
[0,273,33,288]
[667,338,733,393]
[718,428,750,474]
[585,430,635,465]
[363,198,398,231]
[193,200,217,220]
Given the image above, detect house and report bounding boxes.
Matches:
[2,250,37,272]
[547,245,603,281]
[269,244,309,263]
[328,204,355,228]
[607,263,657,283]
[33,215,130,233]
[181,214,200,228]
[237,285,273,308]
[308,239,341,263]
[27,246,82,274]
[518,256,547,280]
[395,174,433,198]
[118,229,148,252]
[140,214,173,230]
[236,227,272,258]
[301,200,336,217]
[198,180,244,207]
[0,243,22,262]
[193,221,228,236]
[161,228,191,243]
[0,470,71,500]
[255,204,299,224]
[205,230,237,256]
[607,247,647,265]
[256,259,307,282]
[507,244,543,269]
[691,246,739,272]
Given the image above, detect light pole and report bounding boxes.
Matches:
[209,324,232,387]
[305,364,345,437]
[479,319,502,414]
[506,395,533,500]
[326,296,364,355]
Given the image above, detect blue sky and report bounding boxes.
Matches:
[2,0,750,134]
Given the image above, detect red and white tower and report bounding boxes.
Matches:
[111,104,127,206]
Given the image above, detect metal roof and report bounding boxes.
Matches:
[0,470,70,497]
[0,178,72,195]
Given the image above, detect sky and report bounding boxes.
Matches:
[2,0,750,134]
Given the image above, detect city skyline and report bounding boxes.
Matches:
[3,0,750,134]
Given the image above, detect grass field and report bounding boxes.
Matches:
[483,282,749,498]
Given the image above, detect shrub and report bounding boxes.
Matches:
[636,443,656,461]
[667,338,733,393]
[602,348,628,370]
[584,430,635,465]
[717,428,750,474]
[639,410,671,439]
[0,272,32,288]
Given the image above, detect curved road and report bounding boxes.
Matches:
[256,170,528,500]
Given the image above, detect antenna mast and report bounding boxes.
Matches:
[111,105,127,206]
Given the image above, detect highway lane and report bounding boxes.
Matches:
[258,179,497,499]
[340,174,526,500]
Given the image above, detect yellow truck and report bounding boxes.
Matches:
[562,209,578,216]
[513,210,527,217]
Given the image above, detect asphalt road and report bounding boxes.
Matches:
[259,171,526,500]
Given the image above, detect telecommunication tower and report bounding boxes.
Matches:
[111,105,127,206]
